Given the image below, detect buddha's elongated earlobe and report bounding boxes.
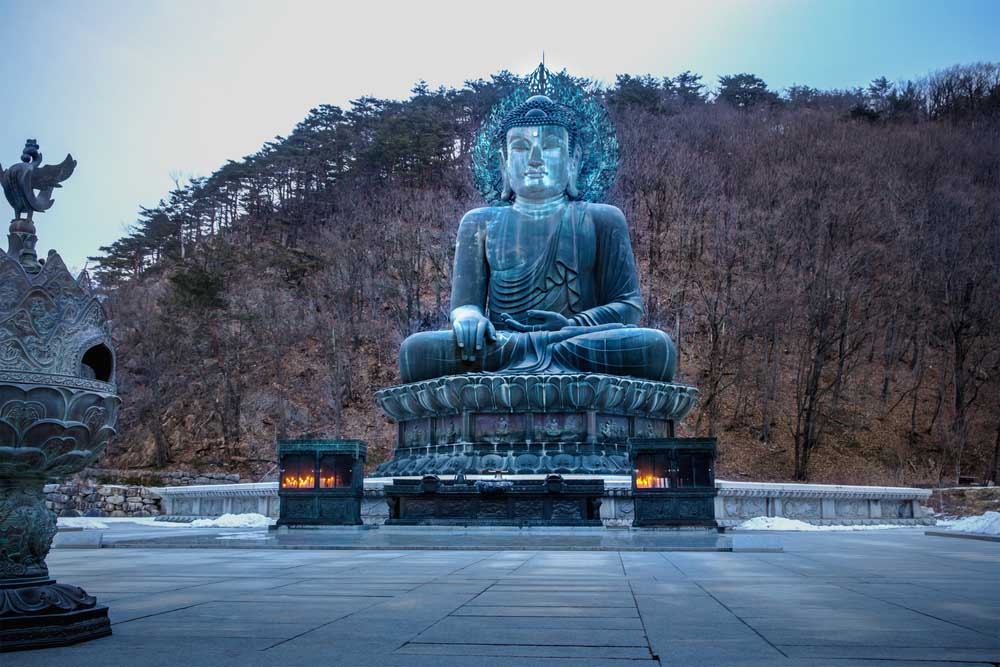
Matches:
[498,149,513,201]
[566,145,582,199]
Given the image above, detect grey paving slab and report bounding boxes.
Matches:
[397,642,655,659]
[450,604,641,617]
[423,614,644,630]
[7,529,998,666]
[411,626,649,647]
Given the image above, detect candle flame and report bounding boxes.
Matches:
[281,474,315,489]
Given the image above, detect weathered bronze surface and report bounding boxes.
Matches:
[0,142,115,651]
[276,439,366,526]
[1,140,77,275]
[378,78,697,479]
[631,438,718,528]
[399,94,676,383]
[374,373,696,476]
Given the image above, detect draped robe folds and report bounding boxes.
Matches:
[399,202,677,383]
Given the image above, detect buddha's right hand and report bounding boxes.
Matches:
[450,306,497,362]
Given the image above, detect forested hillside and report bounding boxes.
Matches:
[91,64,1000,485]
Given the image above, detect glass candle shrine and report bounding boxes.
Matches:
[630,438,717,527]
[277,439,366,526]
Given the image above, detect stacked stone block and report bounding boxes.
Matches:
[43,483,162,518]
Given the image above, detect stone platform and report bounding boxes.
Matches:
[28,529,1000,666]
[374,373,698,476]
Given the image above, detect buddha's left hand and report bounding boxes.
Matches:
[502,310,570,332]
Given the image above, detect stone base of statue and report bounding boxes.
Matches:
[385,475,604,526]
[374,373,699,476]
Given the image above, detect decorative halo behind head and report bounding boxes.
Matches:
[472,65,619,205]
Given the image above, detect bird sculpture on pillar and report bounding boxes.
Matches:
[0,140,76,274]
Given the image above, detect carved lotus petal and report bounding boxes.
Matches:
[0,446,46,475]
[627,383,650,412]
[657,387,679,417]
[430,384,453,412]
[608,455,628,471]
[617,379,636,410]
[22,421,89,453]
[90,426,115,452]
[415,386,439,413]
[505,378,529,411]
[377,393,405,421]
[639,386,660,412]
[398,390,425,418]
[25,386,68,416]
[485,376,512,410]
[39,435,79,460]
[646,389,668,414]
[0,400,46,437]
[0,419,16,446]
[595,379,624,411]
[66,391,115,424]
[550,453,578,473]
[460,381,492,411]
[676,390,699,420]
[530,382,559,411]
[44,450,95,477]
[480,454,503,470]
[567,381,596,409]
[447,376,470,406]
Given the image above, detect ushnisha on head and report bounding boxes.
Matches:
[498,95,582,204]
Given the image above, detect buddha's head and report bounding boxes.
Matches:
[498,95,581,202]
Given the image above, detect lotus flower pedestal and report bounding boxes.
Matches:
[374,373,699,476]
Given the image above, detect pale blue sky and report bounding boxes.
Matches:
[0,0,997,271]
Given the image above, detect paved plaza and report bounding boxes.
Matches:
[10,529,999,666]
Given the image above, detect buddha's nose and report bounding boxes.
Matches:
[528,144,543,166]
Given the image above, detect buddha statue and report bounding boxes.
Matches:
[399,94,677,384]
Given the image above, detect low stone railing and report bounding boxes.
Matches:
[153,478,933,526]
[156,482,278,519]
[714,481,932,526]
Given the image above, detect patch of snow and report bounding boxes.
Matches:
[738,517,909,531]
[57,517,108,529]
[189,513,275,528]
[217,532,273,541]
[58,517,194,529]
[944,511,1000,536]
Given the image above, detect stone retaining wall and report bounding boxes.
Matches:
[44,482,162,517]
[84,467,242,487]
[152,478,934,526]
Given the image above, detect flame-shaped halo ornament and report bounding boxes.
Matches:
[472,64,619,205]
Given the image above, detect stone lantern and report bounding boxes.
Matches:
[0,140,119,651]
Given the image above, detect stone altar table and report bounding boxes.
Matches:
[384,474,604,526]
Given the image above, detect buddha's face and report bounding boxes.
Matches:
[504,125,575,201]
